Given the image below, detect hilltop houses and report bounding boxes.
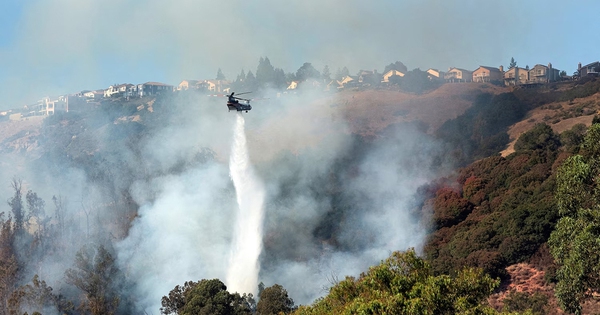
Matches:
[528,64,560,84]
[426,68,445,81]
[445,68,472,83]
[503,67,529,86]
[472,66,503,83]
[382,70,405,83]
[578,61,599,77]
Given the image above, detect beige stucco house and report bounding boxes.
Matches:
[472,66,503,83]
[445,68,472,82]
[503,67,529,86]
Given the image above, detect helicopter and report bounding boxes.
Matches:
[227,92,252,113]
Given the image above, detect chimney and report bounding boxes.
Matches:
[578,62,582,71]
[548,63,552,69]
[499,65,503,72]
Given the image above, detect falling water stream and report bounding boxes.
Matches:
[226,113,266,295]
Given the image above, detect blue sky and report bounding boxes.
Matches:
[0,0,599,109]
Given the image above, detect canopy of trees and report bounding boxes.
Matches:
[549,124,600,314]
[293,249,502,315]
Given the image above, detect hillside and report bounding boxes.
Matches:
[1,78,600,314]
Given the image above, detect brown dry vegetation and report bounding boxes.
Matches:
[339,83,508,136]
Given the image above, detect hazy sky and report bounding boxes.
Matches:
[1,0,599,108]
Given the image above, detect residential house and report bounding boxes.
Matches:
[578,61,600,77]
[528,63,560,84]
[177,80,201,90]
[472,66,503,83]
[426,68,445,81]
[503,67,529,86]
[36,96,69,116]
[445,68,472,82]
[83,90,104,99]
[135,82,174,97]
[337,75,358,89]
[382,70,405,83]
[104,84,133,98]
[287,81,298,90]
[198,80,229,93]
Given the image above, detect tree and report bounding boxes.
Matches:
[549,124,600,314]
[216,68,226,80]
[295,63,320,82]
[8,275,73,315]
[401,68,435,94]
[65,244,120,315]
[161,279,251,315]
[321,65,331,82]
[256,284,294,315]
[513,123,560,154]
[294,249,501,315]
[8,179,24,235]
[273,68,287,90]
[0,217,18,314]
[560,70,567,78]
[510,57,517,68]
[383,61,408,74]
[245,71,258,92]
[256,57,276,88]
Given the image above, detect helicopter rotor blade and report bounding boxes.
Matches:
[235,92,252,96]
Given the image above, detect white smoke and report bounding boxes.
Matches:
[226,114,266,295]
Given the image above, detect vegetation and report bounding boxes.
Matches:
[293,249,506,315]
[161,279,254,315]
[436,92,528,165]
[2,65,600,314]
[548,124,600,314]
[426,123,563,280]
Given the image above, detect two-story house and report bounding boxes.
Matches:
[104,84,133,98]
[528,63,560,84]
[503,67,529,86]
[177,80,201,91]
[138,82,174,97]
[445,68,472,82]
[198,80,229,93]
[472,66,503,83]
[578,61,600,77]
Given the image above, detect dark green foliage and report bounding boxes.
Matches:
[436,93,527,165]
[400,68,439,94]
[256,284,295,315]
[161,279,251,315]
[293,249,500,315]
[514,123,560,153]
[548,124,600,314]
[560,123,587,154]
[295,62,320,82]
[509,57,517,68]
[502,291,548,315]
